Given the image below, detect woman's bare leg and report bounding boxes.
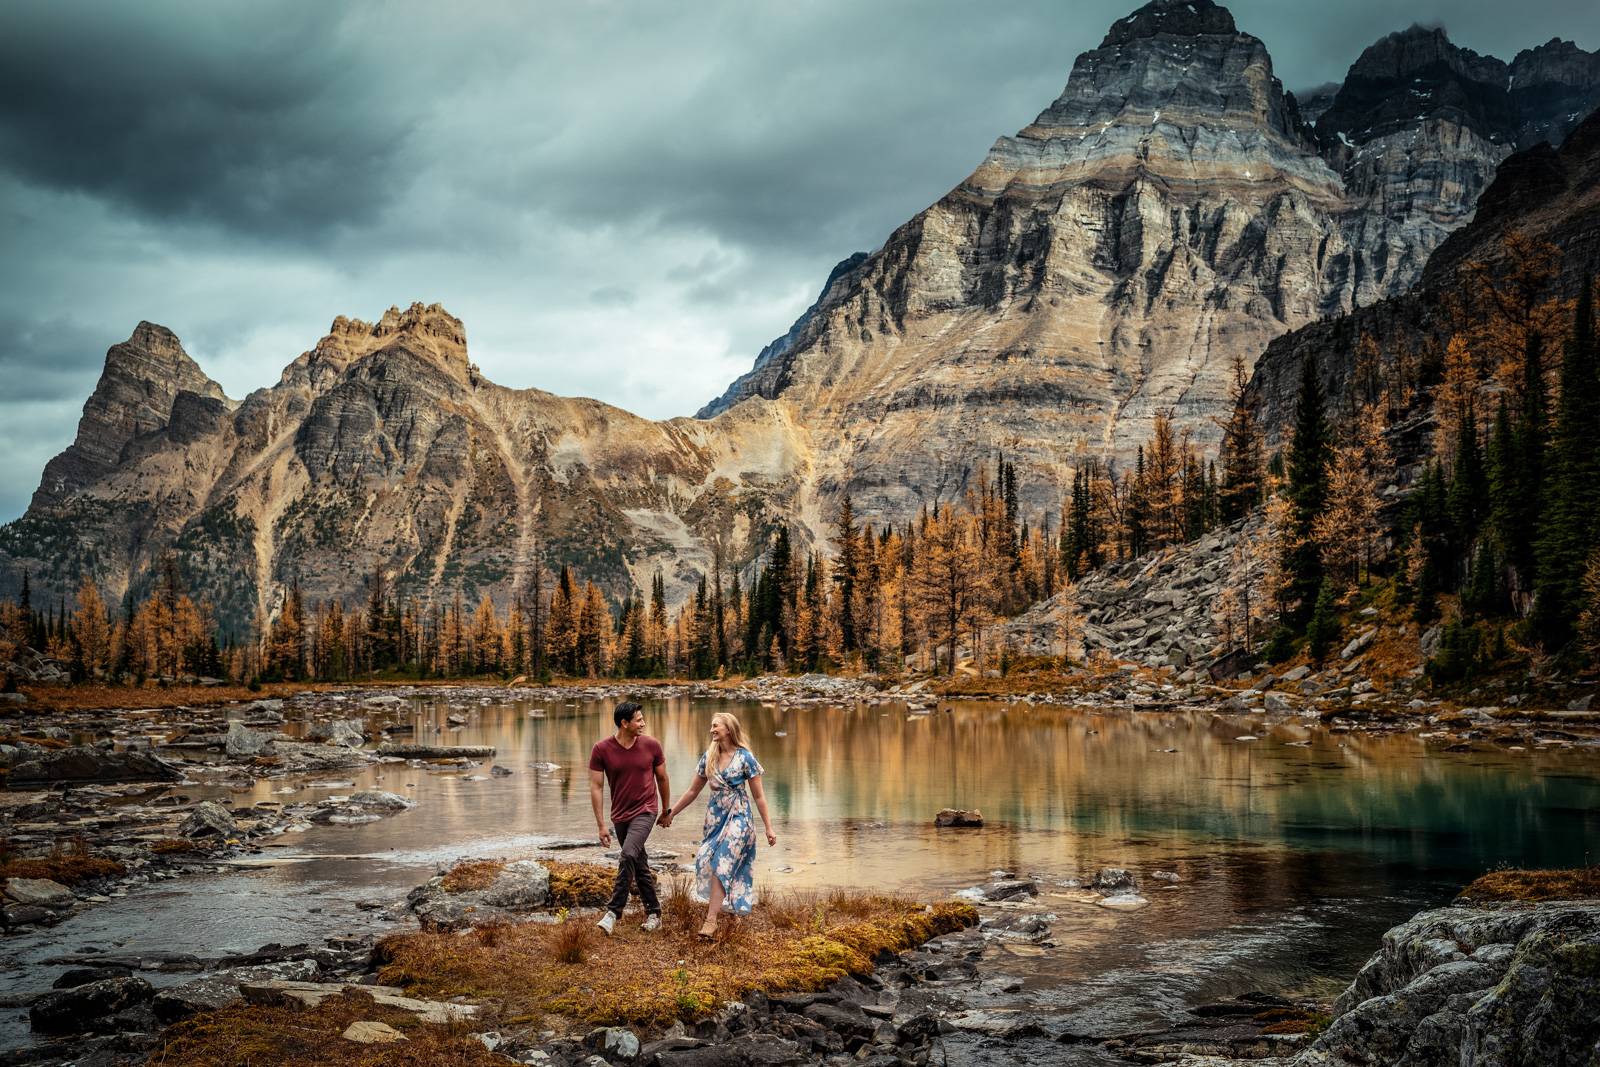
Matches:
[706,876,725,924]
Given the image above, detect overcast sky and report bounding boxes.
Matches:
[2,0,1596,524]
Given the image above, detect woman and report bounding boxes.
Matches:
[662,711,777,938]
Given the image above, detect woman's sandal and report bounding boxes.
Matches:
[698,920,718,941]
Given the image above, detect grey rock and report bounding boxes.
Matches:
[225,720,271,757]
[152,960,320,1022]
[406,859,550,930]
[180,801,237,838]
[583,1026,641,1061]
[4,878,74,909]
[1092,867,1137,892]
[30,976,154,1034]
[8,746,182,785]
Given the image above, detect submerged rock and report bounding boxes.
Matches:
[935,808,984,828]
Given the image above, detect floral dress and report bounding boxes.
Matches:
[693,746,764,914]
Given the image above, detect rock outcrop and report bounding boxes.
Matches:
[1288,902,1600,1067]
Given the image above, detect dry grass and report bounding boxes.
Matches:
[1457,867,1600,903]
[439,859,506,894]
[151,838,210,855]
[16,681,350,713]
[0,836,124,885]
[374,885,977,1029]
[546,861,614,908]
[148,990,505,1067]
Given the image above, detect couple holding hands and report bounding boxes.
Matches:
[588,701,776,939]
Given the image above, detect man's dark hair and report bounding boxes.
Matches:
[613,701,643,728]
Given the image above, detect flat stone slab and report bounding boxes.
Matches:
[377,744,495,759]
[240,980,478,1024]
[8,747,182,787]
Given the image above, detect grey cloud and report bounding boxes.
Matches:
[0,4,415,238]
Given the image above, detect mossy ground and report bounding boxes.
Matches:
[148,991,504,1067]
[1457,867,1600,903]
[376,881,976,1030]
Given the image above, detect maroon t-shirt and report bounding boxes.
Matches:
[588,734,664,824]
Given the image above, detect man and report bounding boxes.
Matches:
[588,700,670,934]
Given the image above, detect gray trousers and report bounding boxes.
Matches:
[607,811,661,917]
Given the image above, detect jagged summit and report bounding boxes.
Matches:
[30,322,229,510]
[281,302,472,391]
[1099,0,1237,47]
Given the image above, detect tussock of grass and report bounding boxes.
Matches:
[0,837,124,885]
[148,991,503,1067]
[375,885,977,1029]
[439,859,505,894]
[546,861,613,908]
[1457,867,1600,903]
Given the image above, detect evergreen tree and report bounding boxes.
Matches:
[1282,355,1333,628]
[1219,349,1265,521]
[1533,279,1600,648]
[1305,578,1341,662]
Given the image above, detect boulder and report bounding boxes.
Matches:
[180,800,237,838]
[406,859,550,930]
[1297,902,1600,1067]
[1091,867,1137,891]
[53,966,133,989]
[225,720,271,757]
[30,976,154,1034]
[308,719,366,748]
[584,1026,641,1061]
[934,808,984,828]
[310,790,415,824]
[7,746,181,786]
[4,877,74,909]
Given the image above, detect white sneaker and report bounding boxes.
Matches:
[596,911,617,936]
[641,913,661,933]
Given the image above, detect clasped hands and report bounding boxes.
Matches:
[656,809,675,828]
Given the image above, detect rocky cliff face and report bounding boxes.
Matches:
[0,305,816,630]
[1247,105,1600,450]
[706,4,1598,528]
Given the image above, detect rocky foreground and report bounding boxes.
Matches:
[13,845,1599,1066]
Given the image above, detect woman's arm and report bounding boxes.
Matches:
[749,774,776,846]
[664,774,707,824]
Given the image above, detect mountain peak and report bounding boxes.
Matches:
[288,302,471,390]
[1099,0,1237,48]
[28,322,228,509]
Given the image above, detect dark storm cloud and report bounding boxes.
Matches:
[1,0,1597,526]
[0,5,413,237]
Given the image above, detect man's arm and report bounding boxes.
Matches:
[589,768,611,847]
[654,760,672,826]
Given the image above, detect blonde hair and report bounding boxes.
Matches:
[703,711,748,779]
